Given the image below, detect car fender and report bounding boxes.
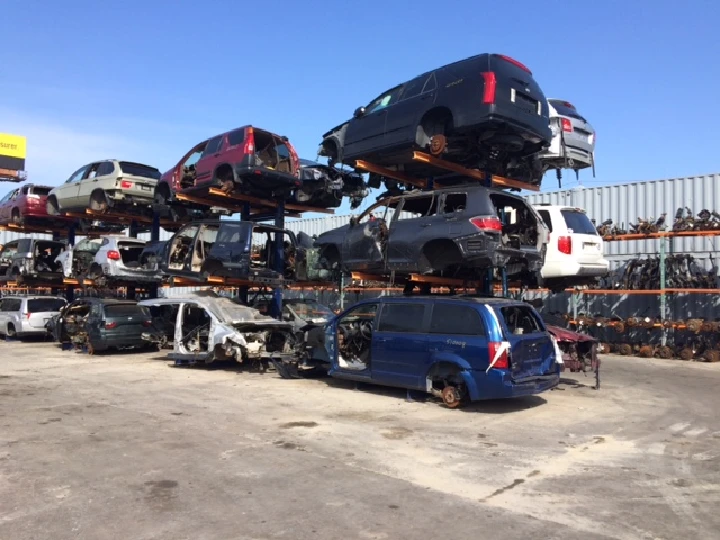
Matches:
[425,354,480,400]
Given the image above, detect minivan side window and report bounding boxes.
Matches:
[500,306,544,335]
[537,210,553,232]
[429,303,486,336]
[376,303,426,333]
[0,298,22,312]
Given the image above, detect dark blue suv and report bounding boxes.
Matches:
[323,296,559,408]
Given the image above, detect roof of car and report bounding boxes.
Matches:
[360,295,531,306]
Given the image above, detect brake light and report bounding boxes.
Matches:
[562,101,576,110]
[558,235,572,255]
[481,72,497,104]
[119,179,133,189]
[488,342,509,370]
[107,250,121,260]
[105,321,118,329]
[470,216,503,233]
[243,127,255,155]
[26,312,32,319]
[561,118,572,133]
[498,54,532,74]
[142,320,153,327]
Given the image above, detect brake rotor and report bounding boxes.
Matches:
[441,386,462,409]
[429,134,447,156]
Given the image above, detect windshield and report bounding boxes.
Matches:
[549,100,586,122]
[288,301,334,319]
[28,298,66,312]
[119,162,161,180]
[561,209,598,235]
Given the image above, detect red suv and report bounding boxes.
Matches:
[155,126,302,215]
[0,183,68,226]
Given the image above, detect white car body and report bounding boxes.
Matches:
[533,204,609,290]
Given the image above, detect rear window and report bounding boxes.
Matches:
[430,304,486,336]
[549,100,586,121]
[104,304,149,317]
[119,162,161,180]
[537,209,552,232]
[499,305,544,336]
[377,303,425,333]
[561,210,597,235]
[30,186,51,196]
[28,298,66,312]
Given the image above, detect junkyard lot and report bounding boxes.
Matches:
[1,343,719,540]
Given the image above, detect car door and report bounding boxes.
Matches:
[340,201,389,270]
[193,135,225,187]
[384,73,438,148]
[371,301,430,389]
[0,189,16,222]
[343,86,403,159]
[385,193,438,270]
[78,161,113,208]
[0,241,19,274]
[55,164,90,211]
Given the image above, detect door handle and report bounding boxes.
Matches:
[420,223,432,227]
[213,153,221,157]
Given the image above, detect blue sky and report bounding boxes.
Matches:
[1,0,718,218]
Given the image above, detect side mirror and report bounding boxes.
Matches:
[353,106,366,119]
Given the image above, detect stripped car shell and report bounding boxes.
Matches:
[543,312,600,389]
[139,291,296,367]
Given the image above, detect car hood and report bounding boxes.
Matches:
[546,324,596,343]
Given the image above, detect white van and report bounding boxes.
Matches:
[533,204,609,292]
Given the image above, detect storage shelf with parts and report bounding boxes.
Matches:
[354,151,541,193]
[573,229,720,347]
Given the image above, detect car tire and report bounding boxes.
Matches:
[47,196,60,216]
[6,324,16,338]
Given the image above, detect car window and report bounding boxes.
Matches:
[537,210,553,232]
[20,186,28,195]
[201,136,223,158]
[104,304,149,318]
[75,238,103,253]
[341,303,379,323]
[399,75,426,100]
[0,298,21,311]
[396,195,436,219]
[119,162,161,180]
[0,191,13,203]
[548,100,586,121]
[66,165,89,184]
[29,186,51,196]
[561,209,597,235]
[96,161,116,176]
[28,298,66,312]
[0,242,18,260]
[421,73,437,93]
[366,87,402,113]
[441,193,467,214]
[227,130,245,146]
[499,305,544,335]
[275,143,290,160]
[430,304,486,336]
[377,303,425,333]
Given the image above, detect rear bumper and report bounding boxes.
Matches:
[541,260,609,278]
[467,369,559,400]
[458,110,552,149]
[541,136,594,168]
[105,190,156,205]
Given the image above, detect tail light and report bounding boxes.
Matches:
[562,101,576,110]
[558,235,572,255]
[107,250,121,260]
[481,72,497,104]
[119,179,133,189]
[470,216,503,233]
[498,54,532,74]
[561,118,572,133]
[488,341,509,370]
[26,312,32,319]
[243,127,255,155]
[142,320,153,327]
[105,321,118,329]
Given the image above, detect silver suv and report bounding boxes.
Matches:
[46,160,161,216]
[539,99,595,179]
[0,295,66,337]
[56,235,162,284]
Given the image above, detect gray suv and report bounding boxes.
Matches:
[314,184,548,282]
[47,160,161,216]
[0,295,66,337]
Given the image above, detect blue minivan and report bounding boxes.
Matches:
[323,296,560,408]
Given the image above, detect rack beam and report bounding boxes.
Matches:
[412,152,541,192]
[206,188,334,214]
[603,229,720,241]
[0,168,24,182]
[0,222,73,235]
[353,161,428,189]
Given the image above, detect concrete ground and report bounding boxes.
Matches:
[0,342,719,540]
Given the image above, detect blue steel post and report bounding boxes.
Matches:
[239,202,251,305]
[270,201,285,319]
[65,224,76,302]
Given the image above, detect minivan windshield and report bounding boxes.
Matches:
[561,209,597,235]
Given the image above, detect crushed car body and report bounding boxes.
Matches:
[139,290,297,368]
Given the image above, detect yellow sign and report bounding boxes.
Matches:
[0,133,27,159]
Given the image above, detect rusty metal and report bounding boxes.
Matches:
[663,320,674,329]
[609,321,625,333]
[701,322,714,333]
[679,348,695,361]
[598,342,612,354]
[441,386,462,409]
[618,343,632,356]
[686,319,703,333]
[656,346,674,359]
[626,317,639,327]
[702,350,720,363]
[429,134,447,156]
[638,345,654,358]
